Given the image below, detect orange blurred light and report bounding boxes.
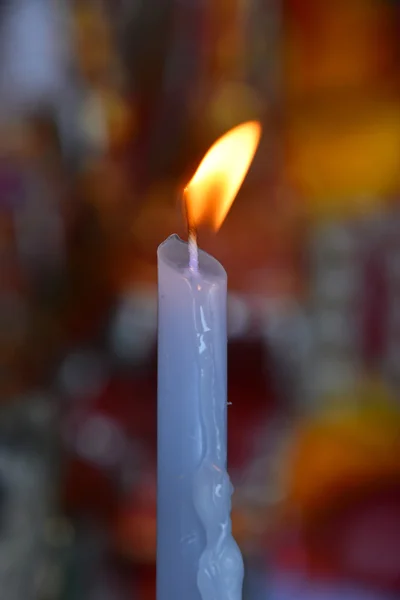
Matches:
[185,121,261,231]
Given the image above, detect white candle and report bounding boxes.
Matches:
[157,122,261,600]
[157,234,243,600]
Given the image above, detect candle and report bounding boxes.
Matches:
[157,122,261,600]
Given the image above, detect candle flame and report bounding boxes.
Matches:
[185,121,261,231]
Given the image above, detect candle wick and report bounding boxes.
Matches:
[188,228,199,273]
[183,187,199,273]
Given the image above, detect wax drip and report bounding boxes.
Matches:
[191,286,244,600]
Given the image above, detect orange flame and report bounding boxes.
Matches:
[185,121,261,231]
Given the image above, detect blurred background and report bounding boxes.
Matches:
[1,0,400,598]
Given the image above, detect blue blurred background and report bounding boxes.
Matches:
[1,0,400,598]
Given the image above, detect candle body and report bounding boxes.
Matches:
[157,235,244,600]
